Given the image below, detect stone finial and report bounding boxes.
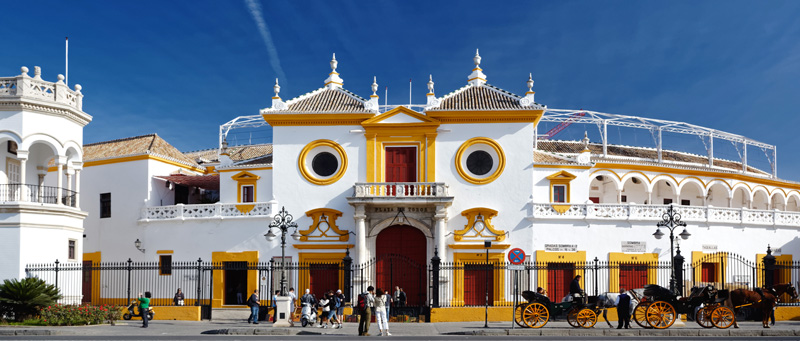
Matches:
[427,74,434,95]
[371,76,378,96]
[527,73,534,93]
[467,49,487,86]
[271,79,287,110]
[20,66,29,77]
[57,74,65,84]
[366,76,380,112]
[425,74,441,109]
[74,84,82,93]
[34,66,42,80]
[324,53,344,89]
[582,131,590,150]
[273,78,281,99]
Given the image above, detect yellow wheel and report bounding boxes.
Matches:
[645,301,676,329]
[566,307,580,327]
[695,306,714,328]
[522,302,549,328]
[633,302,652,329]
[576,308,597,328]
[710,306,734,329]
[514,304,528,328]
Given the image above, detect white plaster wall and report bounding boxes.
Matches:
[20,111,84,148]
[0,227,21,280]
[218,168,273,203]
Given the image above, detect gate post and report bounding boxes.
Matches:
[54,259,60,292]
[592,257,599,297]
[268,258,275,307]
[126,258,133,304]
[431,247,441,307]
[196,258,202,306]
[764,245,776,289]
[343,248,353,304]
[673,247,685,296]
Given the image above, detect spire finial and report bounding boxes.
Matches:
[468,50,487,86]
[527,73,534,92]
[324,53,344,89]
[273,78,280,98]
[474,49,481,67]
[371,76,378,96]
[330,53,338,72]
[427,74,434,94]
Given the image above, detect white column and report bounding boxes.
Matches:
[602,120,608,157]
[74,169,81,208]
[56,163,63,205]
[18,156,27,201]
[647,191,653,205]
[434,205,447,263]
[354,204,367,264]
[37,174,45,203]
[65,169,73,206]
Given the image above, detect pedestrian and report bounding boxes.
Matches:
[615,288,631,329]
[399,288,407,306]
[289,288,297,326]
[318,292,331,328]
[358,285,375,336]
[173,288,185,306]
[327,291,341,328]
[247,289,260,324]
[394,286,401,308]
[236,283,244,305]
[336,289,345,327]
[385,290,393,317]
[272,290,280,323]
[138,291,151,328]
[374,288,391,336]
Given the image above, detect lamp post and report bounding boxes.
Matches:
[653,204,690,294]
[264,206,301,296]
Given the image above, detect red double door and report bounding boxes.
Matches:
[385,147,416,182]
[375,225,426,306]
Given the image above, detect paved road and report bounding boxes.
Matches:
[1,320,799,340]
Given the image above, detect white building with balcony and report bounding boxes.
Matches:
[0,66,90,283]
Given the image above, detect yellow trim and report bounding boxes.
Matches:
[218,167,273,172]
[452,252,506,306]
[298,139,348,186]
[547,170,576,203]
[158,254,173,276]
[262,113,375,126]
[362,107,439,182]
[691,251,728,286]
[293,244,355,250]
[756,253,793,286]
[454,208,505,242]
[299,208,349,242]
[607,253,658,292]
[551,204,572,214]
[454,137,506,185]
[298,252,345,299]
[211,251,259,308]
[427,109,544,124]
[76,154,207,174]
[533,164,593,169]
[82,252,102,305]
[156,250,174,254]
[232,171,260,203]
[534,250,587,295]
[235,204,255,214]
[447,244,511,250]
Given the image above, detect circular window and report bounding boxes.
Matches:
[298,140,348,185]
[312,152,338,177]
[466,150,493,176]
[455,137,505,185]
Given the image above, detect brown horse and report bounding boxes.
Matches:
[728,283,798,328]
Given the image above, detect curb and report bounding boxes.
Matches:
[0,330,64,336]
[201,328,323,335]
[447,328,800,337]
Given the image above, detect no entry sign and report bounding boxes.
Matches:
[508,248,525,264]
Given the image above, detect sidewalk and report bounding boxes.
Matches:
[2,320,800,337]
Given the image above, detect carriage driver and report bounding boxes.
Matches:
[570,275,585,304]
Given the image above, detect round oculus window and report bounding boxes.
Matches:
[466,150,493,176]
[311,152,338,177]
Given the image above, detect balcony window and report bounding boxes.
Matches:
[100,193,111,218]
[68,240,76,260]
[241,185,254,203]
[681,199,691,206]
[552,185,566,203]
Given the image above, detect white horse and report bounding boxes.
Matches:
[595,288,644,328]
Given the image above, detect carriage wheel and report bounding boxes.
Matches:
[514,304,528,328]
[633,302,652,329]
[710,306,735,329]
[522,302,549,328]
[576,308,597,328]
[695,306,714,328]
[645,301,676,329]
[566,307,580,328]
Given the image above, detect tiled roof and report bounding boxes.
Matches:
[83,134,201,169]
[184,144,273,164]
[537,140,769,175]
[429,84,525,111]
[273,87,371,113]
[534,150,576,164]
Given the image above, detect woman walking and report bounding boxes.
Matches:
[318,292,331,328]
[374,288,391,336]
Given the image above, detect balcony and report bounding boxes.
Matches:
[139,202,275,222]
[348,182,453,206]
[530,203,800,228]
[0,184,77,208]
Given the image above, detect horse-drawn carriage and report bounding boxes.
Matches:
[514,291,601,328]
[633,284,734,329]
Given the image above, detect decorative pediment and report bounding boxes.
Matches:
[299,208,350,242]
[546,170,576,181]
[231,171,261,181]
[454,207,505,242]
[361,106,440,128]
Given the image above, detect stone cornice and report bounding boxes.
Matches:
[0,99,92,127]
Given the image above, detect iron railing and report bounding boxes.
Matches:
[0,183,77,207]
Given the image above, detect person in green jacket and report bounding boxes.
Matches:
[138,292,151,328]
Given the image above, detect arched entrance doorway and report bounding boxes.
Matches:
[375,225,427,308]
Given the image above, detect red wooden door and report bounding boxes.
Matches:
[464,264,494,306]
[385,147,417,182]
[309,264,339,299]
[376,225,426,306]
[701,263,717,282]
[547,263,574,302]
[82,261,92,304]
[619,264,647,290]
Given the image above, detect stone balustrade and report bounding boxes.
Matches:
[139,202,274,221]
[0,66,83,111]
[530,202,800,228]
[352,182,449,198]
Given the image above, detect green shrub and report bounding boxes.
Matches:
[39,304,120,326]
[0,278,61,322]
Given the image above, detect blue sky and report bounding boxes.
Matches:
[3,1,800,179]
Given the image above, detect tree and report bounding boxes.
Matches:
[0,277,61,321]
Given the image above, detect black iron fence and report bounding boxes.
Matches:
[24,248,799,320]
[0,183,77,207]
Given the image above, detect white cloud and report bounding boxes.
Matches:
[245,0,287,83]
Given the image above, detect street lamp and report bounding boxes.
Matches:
[653,204,690,294]
[264,206,301,296]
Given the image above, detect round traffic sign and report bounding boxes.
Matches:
[508,248,525,264]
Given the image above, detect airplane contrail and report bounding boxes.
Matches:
[245,0,287,83]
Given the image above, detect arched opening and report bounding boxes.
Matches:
[375,225,427,307]
[752,189,770,210]
[589,175,618,203]
[621,176,648,204]
[706,182,731,207]
[652,178,677,205]
[678,181,704,206]
[731,187,750,209]
[788,195,800,212]
[771,192,786,211]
